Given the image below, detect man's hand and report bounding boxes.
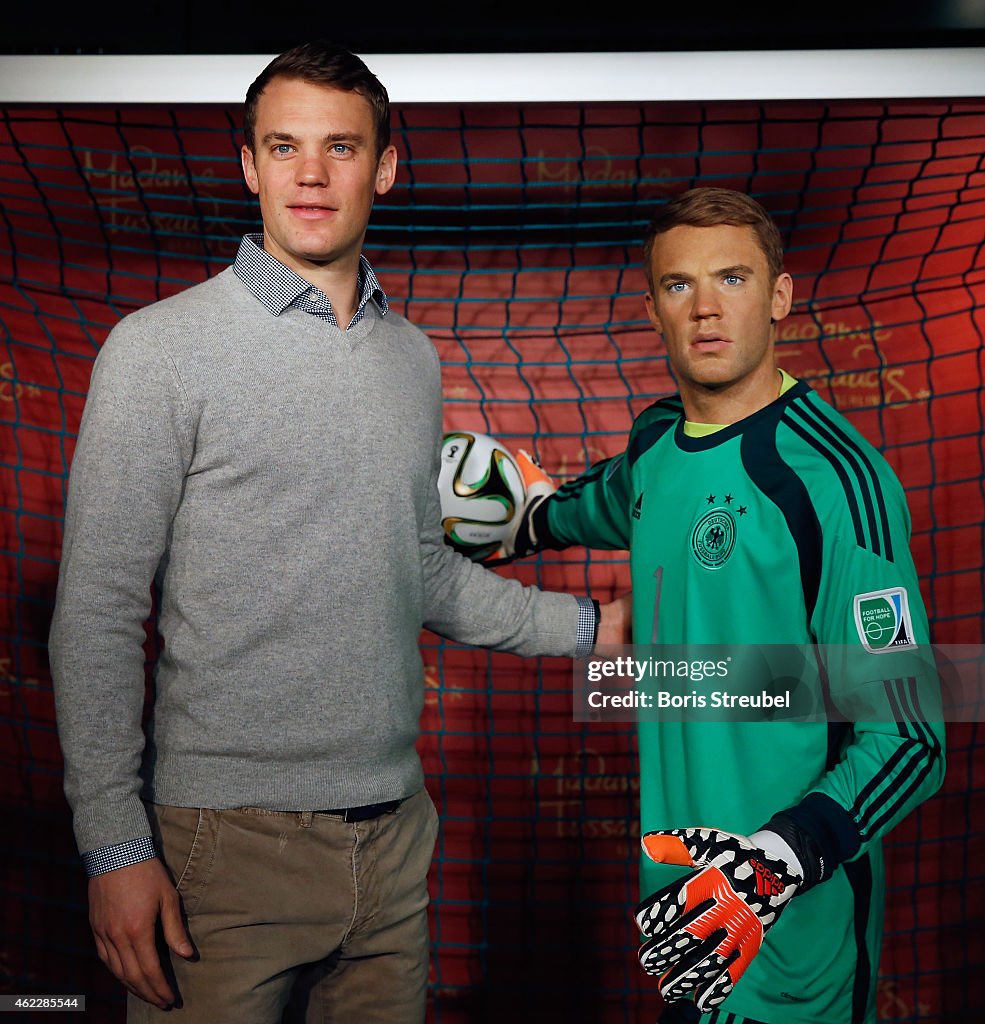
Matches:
[635,827,801,1013]
[89,858,194,1009]
[597,592,632,645]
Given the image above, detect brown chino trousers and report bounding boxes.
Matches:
[127,788,438,1024]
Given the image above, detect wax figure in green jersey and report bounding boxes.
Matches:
[506,188,945,1024]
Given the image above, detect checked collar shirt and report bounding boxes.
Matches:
[233,232,388,329]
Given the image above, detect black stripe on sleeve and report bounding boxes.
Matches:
[789,400,893,561]
[804,399,895,564]
[740,408,824,622]
[785,415,866,551]
[789,402,881,556]
[858,679,942,841]
[850,679,940,842]
[552,398,679,506]
[846,681,914,818]
[551,457,614,503]
[842,853,874,1024]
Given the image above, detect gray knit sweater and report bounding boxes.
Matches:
[49,266,581,856]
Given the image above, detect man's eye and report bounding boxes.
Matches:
[274,144,293,155]
[724,274,743,285]
[668,282,688,293]
[331,144,351,155]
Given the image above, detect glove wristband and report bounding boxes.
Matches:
[511,492,563,557]
[758,812,825,891]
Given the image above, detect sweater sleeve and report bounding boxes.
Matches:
[419,454,586,658]
[49,320,195,856]
[417,352,583,657]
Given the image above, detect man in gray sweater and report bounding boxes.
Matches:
[49,41,625,1023]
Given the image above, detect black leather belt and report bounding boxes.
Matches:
[315,800,401,823]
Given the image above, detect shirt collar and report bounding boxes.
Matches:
[232,233,388,326]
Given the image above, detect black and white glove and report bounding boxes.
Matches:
[497,449,556,561]
[635,820,822,1013]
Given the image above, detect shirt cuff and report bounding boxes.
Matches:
[82,835,157,877]
[575,595,598,656]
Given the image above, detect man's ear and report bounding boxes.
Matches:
[644,291,663,336]
[375,145,397,196]
[771,272,793,323]
[241,145,259,196]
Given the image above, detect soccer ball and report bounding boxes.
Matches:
[438,431,525,561]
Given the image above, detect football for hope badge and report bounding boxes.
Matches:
[853,587,917,652]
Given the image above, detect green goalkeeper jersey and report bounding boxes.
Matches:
[539,378,944,1024]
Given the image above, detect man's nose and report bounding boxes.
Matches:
[691,282,721,319]
[297,151,329,186]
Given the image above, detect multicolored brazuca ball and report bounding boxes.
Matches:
[437,431,525,561]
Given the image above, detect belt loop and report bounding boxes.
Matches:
[299,810,313,828]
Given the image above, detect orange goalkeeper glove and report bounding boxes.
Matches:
[635,826,808,1013]
[496,449,556,561]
